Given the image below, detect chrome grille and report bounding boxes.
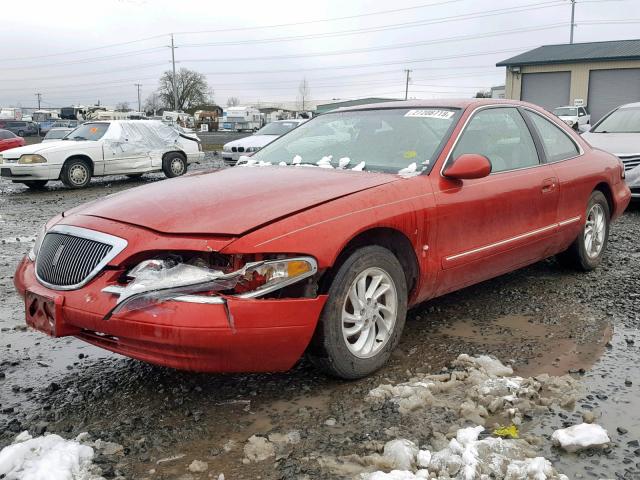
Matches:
[36,233,112,288]
[619,155,640,172]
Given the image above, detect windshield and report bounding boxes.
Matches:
[554,107,577,117]
[593,107,640,133]
[256,121,300,136]
[65,123,109,141]
[45,129,69,140]
[252,108,459,173]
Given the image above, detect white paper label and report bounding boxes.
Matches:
[404,109,455,119]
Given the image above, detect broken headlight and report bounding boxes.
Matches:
[104,255,317,318]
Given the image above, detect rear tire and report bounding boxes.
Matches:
[162,152,187,178]
[308,246,407,379]
[22,180,48,189]
[60,158,92,189]
[17,130,24,137]
[556,190,610,271]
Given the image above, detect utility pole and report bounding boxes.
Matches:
[35,93,42,109]
[569,0,576,44]
[135,83,142,112]
[170,34,178,111]
[404,69,411,100]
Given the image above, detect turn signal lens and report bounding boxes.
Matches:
[287,260,312,277]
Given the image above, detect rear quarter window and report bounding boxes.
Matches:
[525,111,580,162]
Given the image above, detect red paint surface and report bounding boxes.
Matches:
[15,99,632,373]
[0,135,25,152]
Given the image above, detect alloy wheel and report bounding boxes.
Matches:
[170,158,185,175]
[341,267,398,359]
[584,203,606,259]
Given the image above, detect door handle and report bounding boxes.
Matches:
[541,178,557,193]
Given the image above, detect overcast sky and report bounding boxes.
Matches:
[2,0,639,109]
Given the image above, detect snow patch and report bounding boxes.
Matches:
[397,163,419,178]
[352,161,366,171]
[383,439,418,470]
[551,423,610,452]
[0,431,101,480]
[338,157,351,169]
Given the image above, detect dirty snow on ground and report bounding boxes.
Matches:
[551,423,610,452]
[321,354,579,479]
[0,431,103,480]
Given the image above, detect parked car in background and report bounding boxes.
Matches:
[222,119,306,164]
[553,106,590,130]
[0,129,25,152]
[51,120,79,129]
[0,120,38,137]
[0,120,204,189]
[582,102,640,199]
[42,127,73,143]
[14,100,630,379]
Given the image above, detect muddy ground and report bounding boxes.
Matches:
[0,159,638,479]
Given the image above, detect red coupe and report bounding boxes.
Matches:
[0,129,25,152]
[14,100,631,379]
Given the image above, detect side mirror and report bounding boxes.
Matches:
[443,153,492,180]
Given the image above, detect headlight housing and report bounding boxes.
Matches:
[564,119,575,126]
[0,154,3,165]
[28,224,46,261]
[245,146,261,152]
[18,154,47,164]
[104,255,318,317]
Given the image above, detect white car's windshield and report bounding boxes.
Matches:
[593,107,640,133]
[45,129,70,140]
[65,123,109,141]
[256,121,300,136]
[252,108,459,173]
[554,107,577,116]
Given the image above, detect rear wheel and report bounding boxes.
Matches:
[17,130,24,137]
[162,152,187,178]
[308,246,407,379]
[22,180,48,189]
[557,190,610,271]
[60,158,92,189]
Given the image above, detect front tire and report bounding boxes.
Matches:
[22,180,48,189]
[162,152,187,178]
[557,190,610,271]
[309,246,407,379]
[60,158,91,189]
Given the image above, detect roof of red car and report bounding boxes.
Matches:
[333,98,532,112]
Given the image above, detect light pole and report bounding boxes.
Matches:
[569,0,576,44]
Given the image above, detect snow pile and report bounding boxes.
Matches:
[397,163,421,178]
[368,354,579,425]
[243,435,275,462]
[551,423,610,452]
[316,155,334,168]
[0,431,103,480]
[357,426,568,480]
[352,161,366,171]
[338,157,351,169]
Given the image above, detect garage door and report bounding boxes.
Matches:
[588,69,640,122]
[521,72,571,111]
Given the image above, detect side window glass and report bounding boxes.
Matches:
[525,111,580,162]
[451,107,539,173]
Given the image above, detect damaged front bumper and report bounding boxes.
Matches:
[15,256,328,372]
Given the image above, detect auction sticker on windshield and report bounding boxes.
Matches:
[404,109,455,119]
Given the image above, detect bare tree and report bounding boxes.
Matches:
[474,90,492,98]
[115,101,130,112]
[297,78,311,111]
[158,68,209,111]
[226,96,241,107]
[143,92,162,116]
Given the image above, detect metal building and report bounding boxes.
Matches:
[497,39,640,122]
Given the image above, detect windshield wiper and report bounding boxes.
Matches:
[72,136,87,141]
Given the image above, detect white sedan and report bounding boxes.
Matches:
[0,120,204,189]
[222,119,305,165]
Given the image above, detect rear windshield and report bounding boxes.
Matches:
[592,107,640,133]
[252,108,459,174]
[65,123,109,141]
[553,107,577,116]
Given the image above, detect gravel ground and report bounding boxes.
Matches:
[0,164,638,479]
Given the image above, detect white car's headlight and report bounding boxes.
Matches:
[564,119,575,126]
[18,154,47,164]
[104,256,317,317]
[28,225,46,261]
[245,146,261,152]
[0,154,3,164]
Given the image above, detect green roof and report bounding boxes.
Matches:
[315,97,400,114]
[497,39,640,67]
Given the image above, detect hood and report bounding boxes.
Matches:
[582,132,640,156]
[1,140,97,158]
[557,115,577,121]
[70,166,400,235]
[225,135,278,149]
